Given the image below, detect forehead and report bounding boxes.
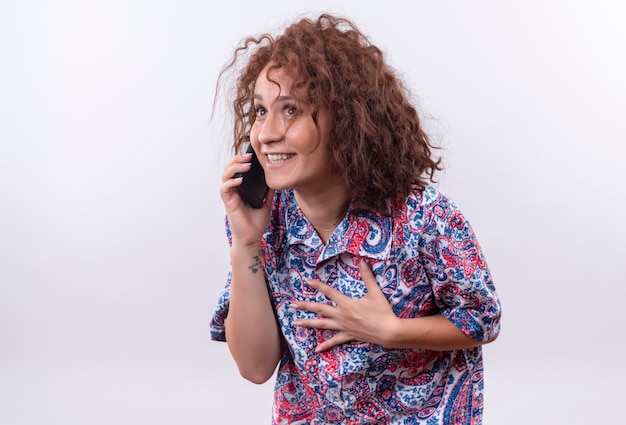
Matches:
[254,64,295,94]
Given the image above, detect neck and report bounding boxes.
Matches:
[294,184,350,237]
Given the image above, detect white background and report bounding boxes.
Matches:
[1,1,625,424]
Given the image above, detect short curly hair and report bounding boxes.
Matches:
[218,13,442,215]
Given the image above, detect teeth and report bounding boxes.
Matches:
[267,154,294,163]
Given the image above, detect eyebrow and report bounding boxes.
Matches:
[253,94,295,101]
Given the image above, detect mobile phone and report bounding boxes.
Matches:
[235,144,269,208]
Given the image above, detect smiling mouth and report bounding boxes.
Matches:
[267,153,295,163]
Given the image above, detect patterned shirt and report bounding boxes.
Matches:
[211,185,501,424]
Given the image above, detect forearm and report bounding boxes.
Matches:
[225,243,281,383]
[384,314,497,351]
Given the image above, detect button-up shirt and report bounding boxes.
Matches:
[211,185,501,424]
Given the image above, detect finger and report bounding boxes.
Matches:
[261,189,276,210]
[315,332,354,352]
[219,175,246,206]
[290,301,336,318]
[221,161,251,183]
[293,317,337,330]
[220,152,253,181]
[219,155,256,204]
[307,279,348,303]
[359,260,385,298]
[359,259,374,280]
[220,175,243,191]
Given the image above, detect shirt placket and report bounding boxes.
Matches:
[314,259,346,416]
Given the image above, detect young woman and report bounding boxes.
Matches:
[211,13,501,424]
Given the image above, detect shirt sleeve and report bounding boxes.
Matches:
[209,210,277,342]
[418,193,502,342]
[209,216,233,342]
[209,270,231,342]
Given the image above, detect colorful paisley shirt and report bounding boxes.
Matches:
[211,185,501,424]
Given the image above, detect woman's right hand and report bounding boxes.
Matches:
[219,152,274,247]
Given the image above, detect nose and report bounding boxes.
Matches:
[257,112,285,145]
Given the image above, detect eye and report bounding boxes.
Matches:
[254,105,267,117]
[285,104,298,116]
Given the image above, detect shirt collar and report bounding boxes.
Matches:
[337,211,393,261]
[285,190,324,249]
[285,190,393,263]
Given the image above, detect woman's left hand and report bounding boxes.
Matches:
[290,261,399,352]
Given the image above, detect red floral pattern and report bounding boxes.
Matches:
[211,186,501,424]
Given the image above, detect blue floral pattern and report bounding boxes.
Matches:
[211,186,501,424]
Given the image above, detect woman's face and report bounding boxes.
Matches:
[249,64,336,196]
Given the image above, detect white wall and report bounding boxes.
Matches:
[1,1,624,424]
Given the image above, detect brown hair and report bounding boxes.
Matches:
[218,13,442,214]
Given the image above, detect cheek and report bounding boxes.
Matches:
[285,124,320,154]
[249,123,259,142]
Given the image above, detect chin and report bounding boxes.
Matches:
[265,179,290,191]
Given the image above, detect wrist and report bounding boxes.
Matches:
[230,242,262,259]
[228,223,265,249]
[230,244,266,280]
[380,316,405,348]
[231,237,262,250]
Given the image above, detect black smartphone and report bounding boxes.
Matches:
[235,144,269,208]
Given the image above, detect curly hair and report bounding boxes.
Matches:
[218,13,442,215]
